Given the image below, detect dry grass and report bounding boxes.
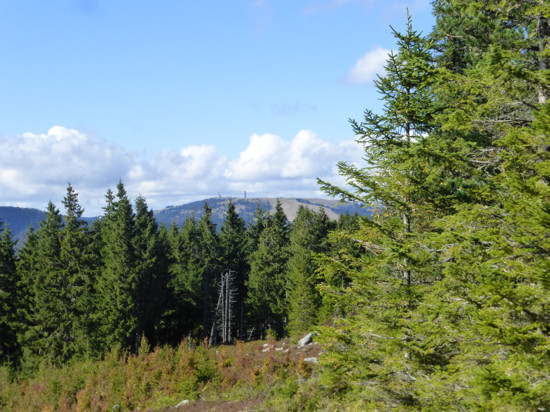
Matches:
[0,337,321,411]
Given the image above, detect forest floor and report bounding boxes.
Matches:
[163,337,322,412]
[0,335,322,411]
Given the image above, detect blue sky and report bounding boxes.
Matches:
[0,0,434,216]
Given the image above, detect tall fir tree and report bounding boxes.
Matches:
[0,223,20,366]
[315,212,363,325]
[24,187,94,364]
[132,195,168,349]
[246,200,290,338]
[15,226,39,368]
[58,184,94,358]
[419,2,550,408]
[96,182,137,351]
[165,217,204,341]
[246,204,266,258]
[311,4,550,410]
[316,14,444,406]
[197,203,221,338]
[219,201,248,339]
[287,206,333,335]
[28,202,66,363]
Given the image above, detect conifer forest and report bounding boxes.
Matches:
[2,1,550,410]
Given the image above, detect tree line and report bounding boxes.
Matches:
[0,181,358,369]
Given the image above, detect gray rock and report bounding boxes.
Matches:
[298,333,315,347]
[176,399,190,408]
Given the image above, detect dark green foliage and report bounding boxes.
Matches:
[287,206,333,335]
[219,201,248,339]
[0,223,20,366]
[246,205,266,259]
[246,200,290,339]
[21,187,97,365]
[15,226,39,368]
[164,217,203,342]
[0,184,362,376]
[58,184,95,358]
[95,184,171,353]
[96,182,138,351]
[220,202,248,291]
[133,196,169,349]
[27,201,73,364]
[197,203,222,338]
[29,202,63,361]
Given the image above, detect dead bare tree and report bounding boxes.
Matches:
[210,270,237,345]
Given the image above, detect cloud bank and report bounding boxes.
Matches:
[0,126,364,216]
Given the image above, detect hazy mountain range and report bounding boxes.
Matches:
[0,197,370,246]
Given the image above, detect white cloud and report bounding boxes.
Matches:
[282,130,334,177]
[0,126,133,213]
[226,133,289,181]
[0,126,365,216]
[345,47,392,85]
[126,144,228,206]
[227,130,363,183]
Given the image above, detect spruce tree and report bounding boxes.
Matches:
[246,200,290,338]
[15,226,39,367]
[317,14,443,406]
[96,182,137,351]
[168,216,205,340]
[313,4,550,410]
[419,2,550,408]
[316,212,363,324]
[197,203,221,338]
[28,202,66,363]
[219,201,248,339]
[246,204,266,258]
[132,196,168,349]
[0,223,20,366]
[58,184,94,358]
[287,206,332,335]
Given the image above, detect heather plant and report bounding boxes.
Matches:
[0,335,321,411]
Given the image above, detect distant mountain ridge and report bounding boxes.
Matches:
[0,197,370,245]
[154,197,370,228]
[0,207,46,245]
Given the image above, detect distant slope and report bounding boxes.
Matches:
[153,197,371,228]
[0,207,96,247]
[0,206,46,245]
[0,198,371,245]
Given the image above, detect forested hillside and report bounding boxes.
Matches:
[1,0,550,410]
[0,182,356,368]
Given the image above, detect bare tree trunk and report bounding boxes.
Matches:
[211,271,237,344]
[537,12,549,104]
[403,212,411,287]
